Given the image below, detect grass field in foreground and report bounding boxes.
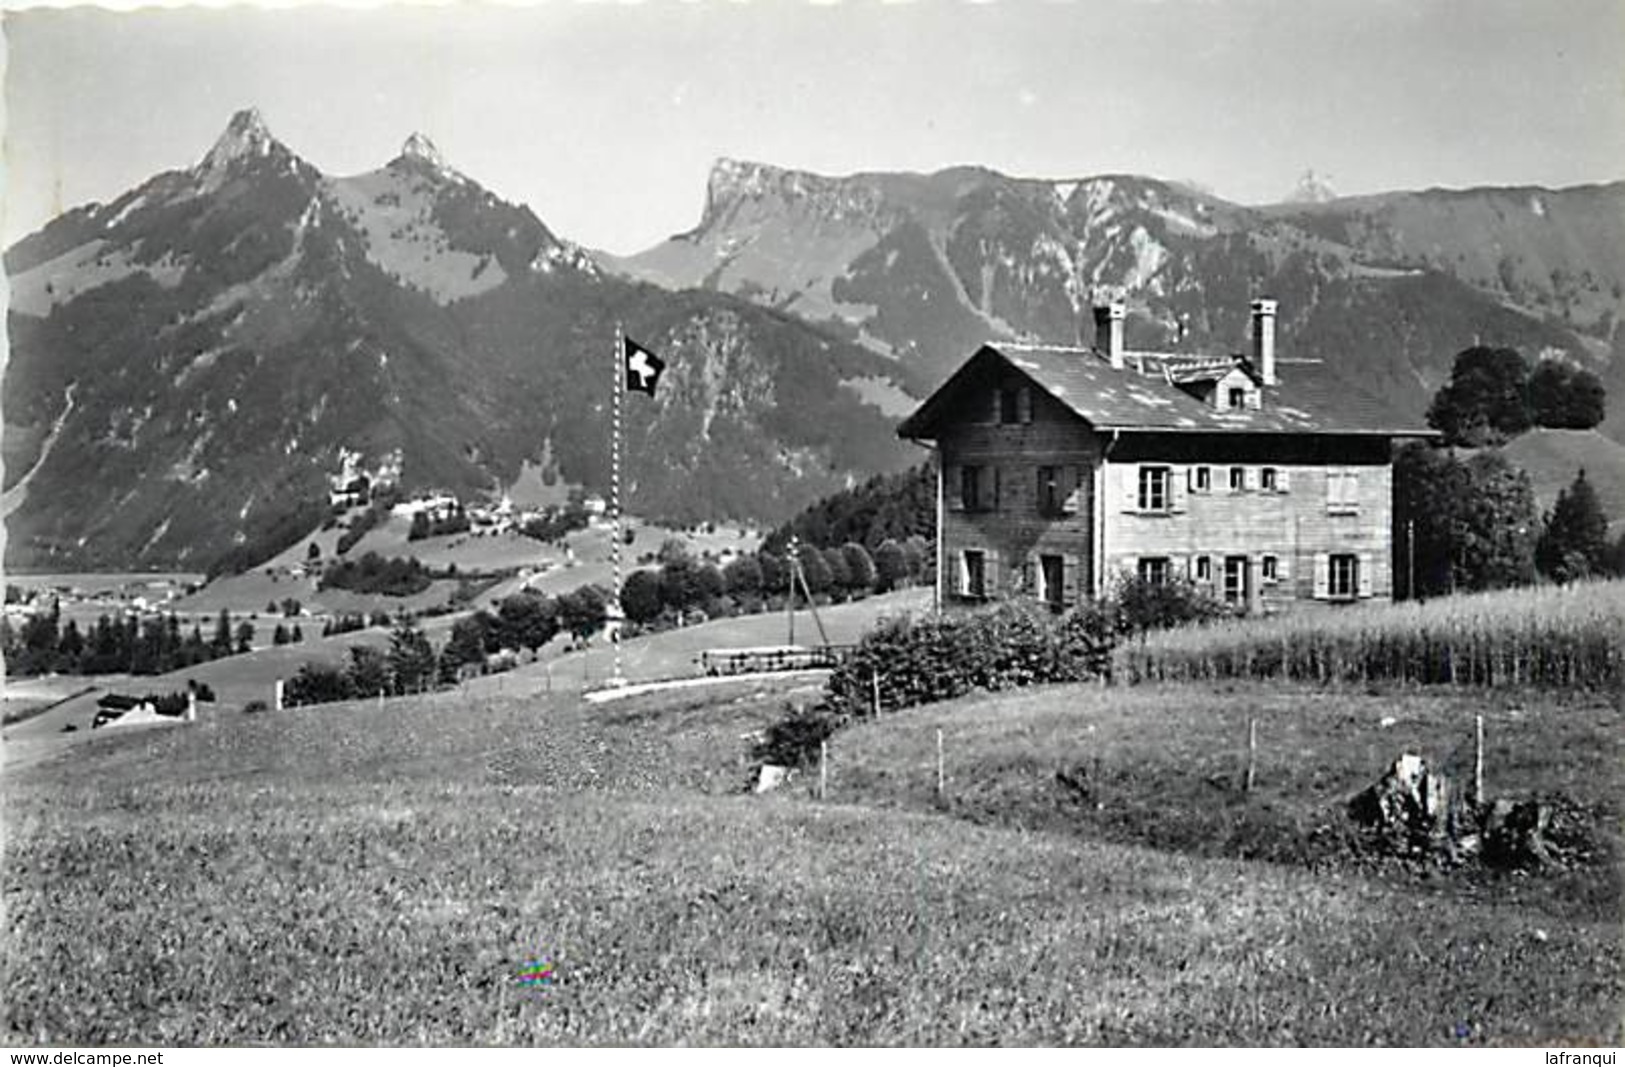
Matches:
[2,678,1619,1045]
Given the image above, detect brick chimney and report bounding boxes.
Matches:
[1094,302,1126,370]
[1251,298,1277,386]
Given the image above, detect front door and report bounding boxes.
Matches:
[1040,554,1065,611]
[1223,555,1249,607]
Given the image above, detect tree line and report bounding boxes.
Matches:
[2,607,258,678]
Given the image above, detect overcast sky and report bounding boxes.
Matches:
[5,0,1623,255]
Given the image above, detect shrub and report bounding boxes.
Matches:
[242,700,269,715]
[751,707,846,770]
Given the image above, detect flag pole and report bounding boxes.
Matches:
[610,323,626,687]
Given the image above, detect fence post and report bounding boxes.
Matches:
[819,740,828,801]
[936,728,945,801]
[1474,714,1485,808]
[871,668,880,717]
[274,679,285,712]
[1244,716,1257,793]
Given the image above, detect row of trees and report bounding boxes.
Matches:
[1395,445,1624,597]
[407,506,471,542]
[763,464,934,554]
[1426,346,1606,446]
[284,586,612,707]
[319,552,434,596]
[618,536,930,628]
[2,607,255,678]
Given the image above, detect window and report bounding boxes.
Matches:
[1193,555,1212,583]
[1192,466,1212,493]
[1328,554,1358,599]
[1228,466,1246,492]
[1038,466,1060,515]
[1261,467,1278,492]
[1137,557,1170,585]
[961,465,982,511]
[1223,555,1249,604]
[998,386,1030,424]
[1261,555,1278,582]
[1138,466,1171,512]
[1228,386,1246,410]
[1327,470,1360,514]
[1040,554,1065,610]
[963,550,987,599]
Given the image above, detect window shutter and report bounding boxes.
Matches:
[1358,553,1375,598]
[1018,386,1032,424]
[1170,466,1188,512]
[1063,466,1085,514]
[1312,553,1330,600]
[956,552,969,595]
[1276,468,1291,493]
[1243,466,1258,491]
[1170,555,1187,582]
[1277,553,1291,581]
[986,549,1000,598]
[1347,471,1361,510]
[946,465,964,512]
[1120,465,1139,513]
[1325,469,1339,510]
[1063,557,1077,607]
[991,466,1002,511]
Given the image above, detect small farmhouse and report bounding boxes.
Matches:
[897,300,1436,613]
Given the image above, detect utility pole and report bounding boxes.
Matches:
[1407,519,1416,601]
[786,534,799,646]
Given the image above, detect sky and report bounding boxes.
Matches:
[4,0,1623,255]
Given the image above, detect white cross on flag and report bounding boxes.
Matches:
[623,337,666,396]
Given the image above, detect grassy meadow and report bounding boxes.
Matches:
[3,667,1620,1045]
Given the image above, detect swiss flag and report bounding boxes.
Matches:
[623,337,666,396]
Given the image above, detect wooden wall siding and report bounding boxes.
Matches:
[1103,459,1395,607]
[936,385,1100,606]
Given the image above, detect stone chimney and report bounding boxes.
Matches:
[1094,302,1126,370]
[1251,298,1278,385]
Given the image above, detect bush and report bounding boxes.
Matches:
[822,600,1110,718]
[285,662,354,707]
[1112,575,1230,636]
[751,707,846,770]
[242,700,269,715]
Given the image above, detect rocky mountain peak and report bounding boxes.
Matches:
[196,107,281,175]
[696,157,889,235]
[399,132,451,173]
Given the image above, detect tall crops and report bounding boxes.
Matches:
[1117,579,1625,692]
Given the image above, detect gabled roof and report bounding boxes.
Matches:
[897,343,1438,439]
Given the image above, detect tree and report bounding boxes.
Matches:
[388,617,438,693]
[902,535,931,583]
[307,542,321,561]
[442,614,494,671]
[291,623,304,643]
[873,539,908,592]
[841,542,877,594]
[234,620,255,655]
[1528,360,1606,430]
[1454,453,1539,590]
[756,550,788,598]
[797,544,832,597]
[620,569,664,625]
[1536,469,1611,582]
[211,609,233,656]
[557,585,609,643]
[496,592,559,653]
[57,619,85,670]
[694,562,725,606]
[1426,346,1531,446]
[722,555,763,599]
[656,537,692,566]
[347,645,391,697]
[658,557,701,613]
[821,546,851,599]
[273,623,291,646]
[1395,444,1538,595]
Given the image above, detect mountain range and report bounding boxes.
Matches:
[2,111,911,571]
[613,159,1625,442]
[7,110,1624,572]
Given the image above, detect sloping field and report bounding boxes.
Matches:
[3,669,1619,1045]
[1498,428,1625,534]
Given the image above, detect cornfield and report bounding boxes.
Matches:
[1117,579,1625,692]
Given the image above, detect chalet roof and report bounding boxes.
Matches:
[897,343,1438,439]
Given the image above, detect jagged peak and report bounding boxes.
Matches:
[401,132,448,171]
[197,107,282,174]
